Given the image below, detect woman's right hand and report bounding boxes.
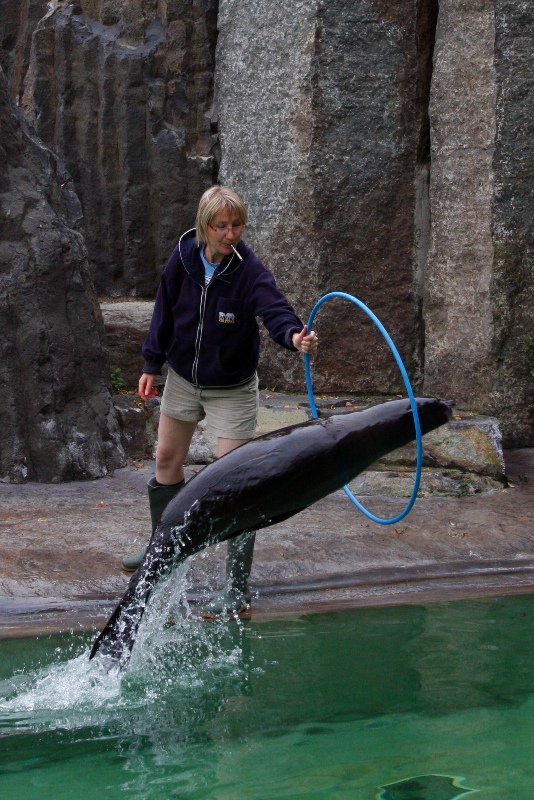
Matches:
[138,373,158,402]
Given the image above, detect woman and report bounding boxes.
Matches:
[122,186,318,618]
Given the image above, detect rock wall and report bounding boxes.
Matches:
[216,0,438,394]
[18,0,218,296]
[423,0,534,445]
[3,0,533,447]
[0,69,125,482]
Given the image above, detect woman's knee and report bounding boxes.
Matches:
[156,415,197,471]
[155,443,183,472]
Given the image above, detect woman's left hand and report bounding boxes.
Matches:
[292,325,319,354]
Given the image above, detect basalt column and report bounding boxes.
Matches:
[424,0,534,445]
[489,0,534,446]
[216,0,436,393]
[0,0,48,102]
[0,70,125,483]
[21,0,219,296]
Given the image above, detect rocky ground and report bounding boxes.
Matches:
[1,392,533,638]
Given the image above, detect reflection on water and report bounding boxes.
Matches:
[1,590,534,799]
[378,774,475,800]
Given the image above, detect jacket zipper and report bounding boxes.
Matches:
[187,246,238,386]
[192,283,208,386]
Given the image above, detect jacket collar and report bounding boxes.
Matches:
[178,228,249,285]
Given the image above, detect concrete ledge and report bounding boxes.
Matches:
[2,558,534,637]
[2,415,528,640]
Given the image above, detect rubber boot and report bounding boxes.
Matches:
[121,477,185,572]
[202,531,256,619]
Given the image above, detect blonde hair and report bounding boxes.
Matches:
[195,186,248,246]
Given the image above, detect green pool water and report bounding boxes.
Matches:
[1,593,534,799]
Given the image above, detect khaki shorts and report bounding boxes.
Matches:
[160,367,259,440]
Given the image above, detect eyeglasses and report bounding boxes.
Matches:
[208,223,245,233]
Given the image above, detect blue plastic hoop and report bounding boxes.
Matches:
[303,291,423,525]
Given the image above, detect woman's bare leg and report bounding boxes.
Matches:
[156,414,198,484]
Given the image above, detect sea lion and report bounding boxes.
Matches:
[90,397,453,669]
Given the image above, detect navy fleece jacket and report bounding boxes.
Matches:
[142,229,303,388]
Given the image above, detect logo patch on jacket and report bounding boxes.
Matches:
[219,311,236,324]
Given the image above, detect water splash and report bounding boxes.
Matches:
[0,559,250,739]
